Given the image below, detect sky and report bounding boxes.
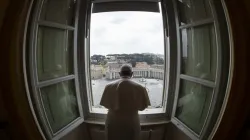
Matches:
[90,11,165,56]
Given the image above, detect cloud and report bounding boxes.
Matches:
[90,11,164,56]
[110,17,126,24]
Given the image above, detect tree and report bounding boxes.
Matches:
[91,53,164,66]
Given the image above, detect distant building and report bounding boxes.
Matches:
[105,62,132,79]
[117,59,126,64]
[151,64,164,70]
[91,59,97,63]
[135,62,150,68]
[106,62,120,70]
[106,55,116,61]
[90,65,104,79]
[105,62,164,80]
[106,61,132,70]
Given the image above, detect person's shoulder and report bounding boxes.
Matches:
[129,80,145,88]
[105,79,120,87]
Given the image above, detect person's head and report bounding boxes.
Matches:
[119,64,133,78]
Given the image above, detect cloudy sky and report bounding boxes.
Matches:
[90,11,165,56]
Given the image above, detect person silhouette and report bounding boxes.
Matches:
[100,64,151,140]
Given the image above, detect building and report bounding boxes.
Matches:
[106,61,120,70]
[90,65,104,79]
[106,66,164,80]
[135,62,150,68]
[151,64,164,70]
[105,62,132,79]
[106,55,116,61]
[106,62,164,80]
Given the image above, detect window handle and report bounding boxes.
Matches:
[164,28,168,37]
[86,29,90,38]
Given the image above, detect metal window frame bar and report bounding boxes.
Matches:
[162,36,169,112]
[171,118,199,140]
[53,118,84,139]
[76,0,92,120]
[93,0,160,3]
[86,110,168,122]
[199,0,220,137]
[84,38,94,110]
[29,0,53,139]
[170,0,181,119]
[74,0,85,119]
[23,0,47,139]
[170,0,226,139]
[27,0,85,139]
[200,0,231,139]
[154,1,168,114]
[37,87,57,134]
[37,75,75,88]
[85,2,169,117]
[179,18,214,29]
[180,74,216,88]
[92,1,160,13]
[38,20,75,30]
[81,2,95,112]
[162,0,178,120]
[86,3,95,110]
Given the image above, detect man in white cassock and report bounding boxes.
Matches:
[100,64,151,140]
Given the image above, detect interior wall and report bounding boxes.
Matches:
[60,123,90,140]
[86,123,167,140]
[0,0,9,29]
[211,0,250,139]
[0,1,13,140]
[236,2,250,140]
[0,90,11,140]
[0,0,44,139]
[0,1,90,140]
[164,123,191,140]
[74,123,191,140]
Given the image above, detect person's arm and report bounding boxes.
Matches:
[100,85,110,109]
[138,87,151,111]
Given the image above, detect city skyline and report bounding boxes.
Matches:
[90,52,164,56]
[90,11,165,56]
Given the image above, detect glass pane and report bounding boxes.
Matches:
[37,27,73,81]
[41,80,79,132]
[89,11,165,109]
[40,0,76,25]
[177,0,211,25]
[181,24,216,81]
[176,80,213,134]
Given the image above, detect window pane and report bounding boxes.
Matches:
[41,80,79,132]
[37,27,73,81]
[176,80,213,134]
[40,0,76,25]
[181,24,216,81]
[90,11,165,110]
[177,0,211,25]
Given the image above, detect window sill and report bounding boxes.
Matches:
[84,118,170,126]
[91,107,165,114]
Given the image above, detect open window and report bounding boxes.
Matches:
[25,0,230,139]
[27,0,84,139]
[85,1,168,115]
[169,0,230,139]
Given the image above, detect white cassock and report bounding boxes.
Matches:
[100,78,151,140]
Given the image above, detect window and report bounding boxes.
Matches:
[88,9,166,114]
[26,0,230,139]
[27,0,83,139]
[170,0,230,139]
